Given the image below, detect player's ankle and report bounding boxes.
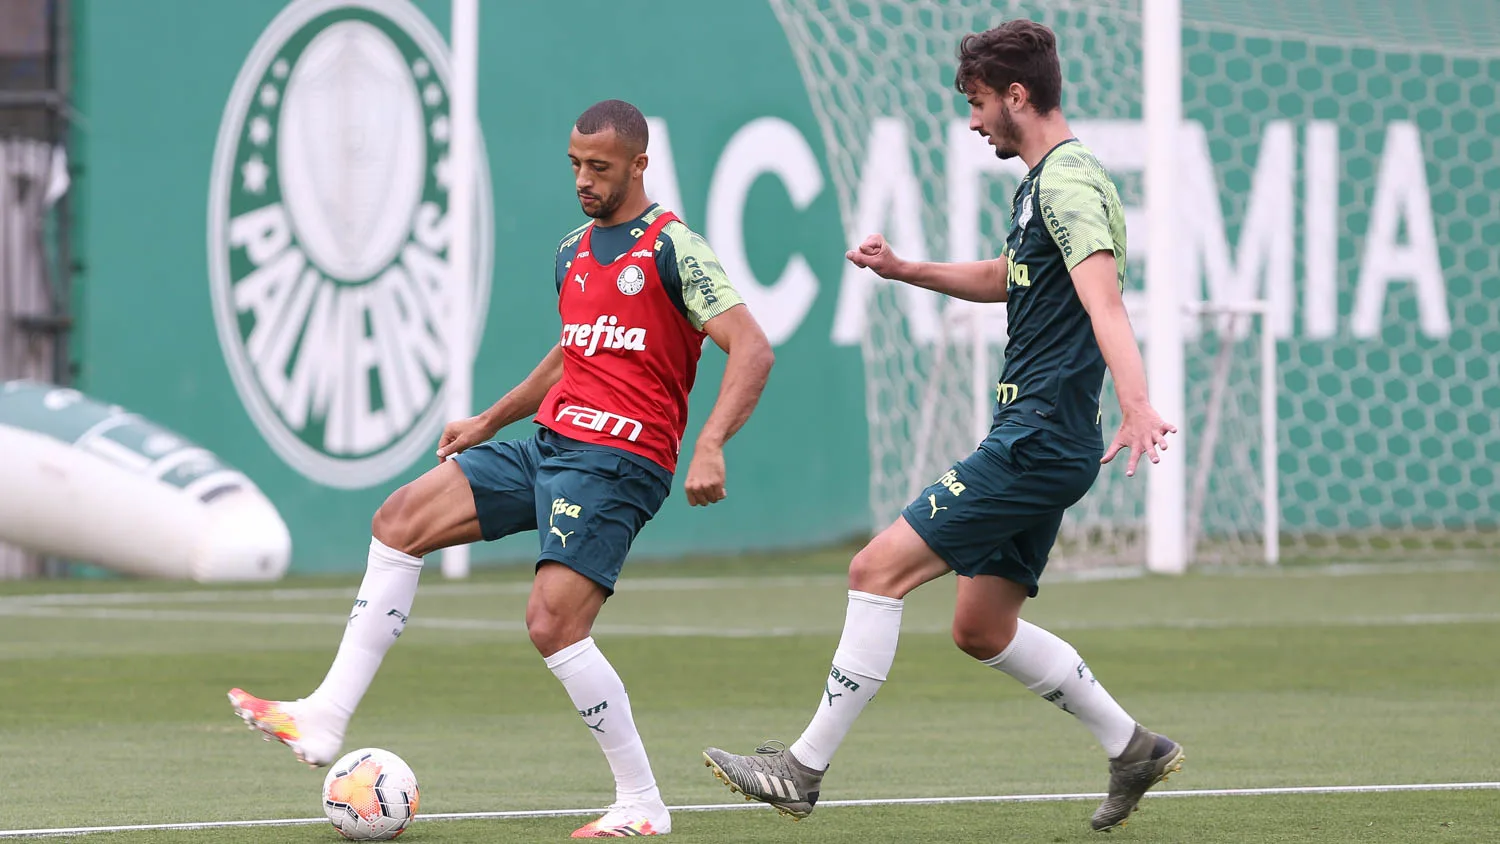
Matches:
[617,786,664,807]
[290,697,353,740]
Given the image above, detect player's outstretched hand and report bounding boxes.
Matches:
[436,415,497,463]
[685,443,727,506]
[845,233,906,279]
[1102,403,1177,478]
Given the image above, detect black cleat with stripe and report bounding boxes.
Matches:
[703,741,824,820]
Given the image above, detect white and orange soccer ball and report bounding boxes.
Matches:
[321,748,421,840]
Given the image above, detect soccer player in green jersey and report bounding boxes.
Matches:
[704,20,1183,832]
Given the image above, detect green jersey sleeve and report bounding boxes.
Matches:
[661,221,743,330]
[1037,148,1123,272]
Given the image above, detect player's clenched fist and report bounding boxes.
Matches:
[684,443,728,506]
[435,415,498,462]
[845,233,906,279]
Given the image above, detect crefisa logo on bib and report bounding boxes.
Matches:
[208,0,493,489]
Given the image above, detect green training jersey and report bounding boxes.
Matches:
[554,203,743,330]
[995,139,1127,446]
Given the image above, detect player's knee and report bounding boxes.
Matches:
[525,613,562,655]
[525,605,587,657]
[951,621,1010,660]
[848,534,931,598]
[371,485,424,557]
[951,613,1017,661]
[847,544,886,593]
[848,542,907,597]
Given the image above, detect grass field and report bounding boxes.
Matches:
[2,549,1498,842]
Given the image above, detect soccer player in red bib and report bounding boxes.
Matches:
[229,99,775,838]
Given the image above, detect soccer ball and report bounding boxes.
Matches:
[321,748,421,840]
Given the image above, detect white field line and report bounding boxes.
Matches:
[2,781,1497,838]
[0,575,849,608]
[1207,558,1500,578]
[4,556,1493,610]
[0,603,1497,639]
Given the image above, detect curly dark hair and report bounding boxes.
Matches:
[953,20,1062,114]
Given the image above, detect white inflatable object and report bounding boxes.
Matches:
[0,380,291,581]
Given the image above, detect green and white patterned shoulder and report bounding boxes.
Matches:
[660,220,744,330]
[1036,142,1126,272]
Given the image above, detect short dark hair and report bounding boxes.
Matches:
[574,99,649,154]
[953,20,1063,114]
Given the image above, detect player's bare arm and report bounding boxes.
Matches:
[845,233,1008,302]
[1069,250,1176,476]
[684,304,775,507]
[435,345,565,461]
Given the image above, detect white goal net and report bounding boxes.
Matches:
[771,0,1500,567]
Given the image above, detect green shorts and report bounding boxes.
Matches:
[453,429,670,593]
[901,422,1101,596]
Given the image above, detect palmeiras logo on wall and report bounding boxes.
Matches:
[209,0,493,489]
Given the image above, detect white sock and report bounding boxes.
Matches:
[308,538,423,720]
[983,620,1138,757]
[788,590,903,771]
[545,637,661,805]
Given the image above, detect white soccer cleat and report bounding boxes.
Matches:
[570,797,672,837]
[228,688,346,768]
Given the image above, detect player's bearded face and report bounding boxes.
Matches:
[989,102,1023,160]
[967,82,1022,161]
[569,127,641,220]
[578,179,627,219]
[575,161,629,220]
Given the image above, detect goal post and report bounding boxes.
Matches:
[440,0,480,580]
[1145,0,1279,570]
[1143,0,1187,574]
[771,0,1288,571]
